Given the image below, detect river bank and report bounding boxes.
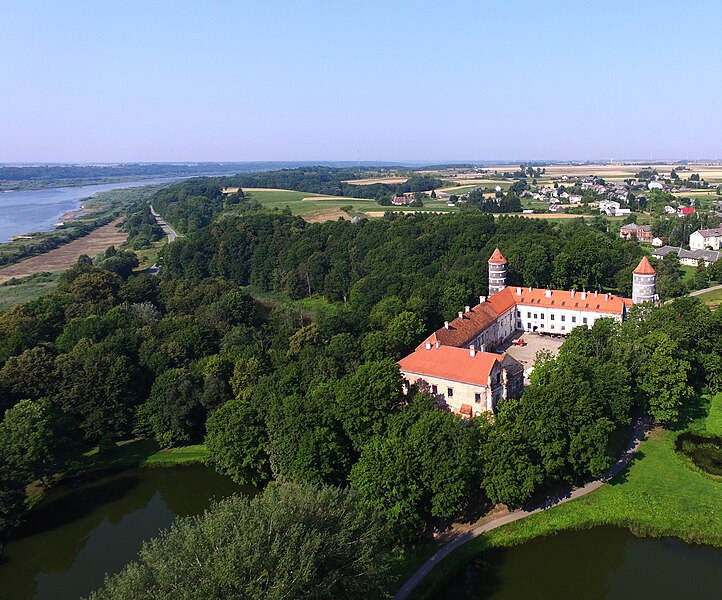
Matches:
[398,393,722,599]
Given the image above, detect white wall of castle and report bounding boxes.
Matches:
[513,303,624,334]
[402,370,499,415]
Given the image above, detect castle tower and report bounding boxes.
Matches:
[632,256,657,304]
[488,248,508,296]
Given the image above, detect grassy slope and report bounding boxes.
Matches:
[404,394,722,599]
[79,439,208,472]
[0,273,59,310]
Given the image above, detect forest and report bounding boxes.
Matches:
[0,188,720,597]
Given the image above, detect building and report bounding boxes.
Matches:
[599,200,621,215]
[398,343,524,417]
[652,237,664,247]
[391,194,413,206]
[690,228,722,251]
[652,245,720,267]
[619,223,654,242]
[679,207,695,216]
[398,249,654,417]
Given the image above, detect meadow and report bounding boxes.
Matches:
[401,392,722,599]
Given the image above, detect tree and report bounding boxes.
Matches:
[88,483,391,600]
[205,398,270,485]
[636,332,693,425]
[0,456,25,546]
[0,398,69,484]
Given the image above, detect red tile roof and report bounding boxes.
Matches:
[399,345,501,387]
[633,256,656,275]
[510,287,628,315]
[488,248,507,264]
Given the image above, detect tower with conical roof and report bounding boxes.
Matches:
[488,248,507,296]
[632,256,657,304]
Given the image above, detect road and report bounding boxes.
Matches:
[393,418,648,600]
[689,283,722,297]
[150,205,178,243]
[147,206,179,275]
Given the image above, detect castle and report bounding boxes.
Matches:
[398,249,657,418]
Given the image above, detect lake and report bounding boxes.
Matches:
[435,526,722,600]
[0,464,249,600]
[0,179,178,243]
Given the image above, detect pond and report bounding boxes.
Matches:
[435,526,722,600]
[0,464,249,600]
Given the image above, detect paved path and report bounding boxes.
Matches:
[689,283,722,297]
[393,418,648,600]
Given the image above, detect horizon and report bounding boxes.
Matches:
[3,1,722,162]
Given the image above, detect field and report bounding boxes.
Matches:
[693,286,722,307]
[403,393,722,599]
[0,218,127,283]
[0,272,59,309]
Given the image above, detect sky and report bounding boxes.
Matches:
[2,0,722,163]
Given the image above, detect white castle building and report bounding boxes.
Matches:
[398,249,657,417]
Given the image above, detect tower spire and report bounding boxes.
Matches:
[488,248,507,296]
[632,257,657,304]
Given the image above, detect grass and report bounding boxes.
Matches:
[694,287,722,306]
[404,394,722,599]
[78,439,208,472]
[0,272,59,309]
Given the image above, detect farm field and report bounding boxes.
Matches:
[0,218,127,283]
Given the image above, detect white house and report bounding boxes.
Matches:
[690,228,722,251]
[599,200,621,215]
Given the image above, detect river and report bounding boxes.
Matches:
[0,464,249,600]
[435,526,722,600]
[0,178,179,243]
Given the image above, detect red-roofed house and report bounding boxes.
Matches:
[398,343,524,416]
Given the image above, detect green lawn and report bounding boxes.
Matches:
[405,394,722,599]
[694,287,722,306]
[79,439,208,471]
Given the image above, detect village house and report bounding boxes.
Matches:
[619,223,654,242]
[599,200,621,215]
[652,245,721,267]
[391,194,413,206]
[398,249,655,418]
[652,236,664,247]
[689,227,722,251]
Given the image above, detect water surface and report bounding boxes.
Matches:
[0,178,177,242]
[0,464,248,600]
[435,526,722,600]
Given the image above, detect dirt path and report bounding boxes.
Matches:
[393,418,648,600]
[0,218,127,283]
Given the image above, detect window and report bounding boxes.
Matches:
[474,393,481,404]
[540,314,544,319]
[550,314,555,320]
[527,312,531,318]
[447,388,454,398]
[561,315,566,322]
[533,313,537,319]
[516,310,521,317]
[551,324,555,330]
[583,317,588,324]
[561,326,566,331]
[431,384,438,394]
[572,316,577,323]
[496,373,501,384]
[517,321,522,328]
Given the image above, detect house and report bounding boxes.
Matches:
[599,200,621,215]
[398,249,653,418]
[678,207,695,216]
[652,246,720,267]
[391,194,413,206]
[664,205,677,214]
[652,237,664,247]
[398,344,524,417]
[689,228,722,251]
[619,223,654,242]
[569,195,582,204]
[549,204,566,213]
[648,181,665,190]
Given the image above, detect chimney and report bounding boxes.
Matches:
[458,311,464,319]
[465,305,470,313]
[581,291,587,300]
[469,344,476,357]
[516,287,522,295]
[444,321,449,329]
[435,341,440,349]
[605,293,610,301]
[571,289,576,298]
[480,344,487,353]
[425,342,432,350]
[545,289,552,298]
[479,295,486,304]
[594,290,598,298]
[528,287,532,292]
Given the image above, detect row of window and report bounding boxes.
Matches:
[430,384,483,404]
[517,310,588,325]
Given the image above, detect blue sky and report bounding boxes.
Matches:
[2,1,721,162]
